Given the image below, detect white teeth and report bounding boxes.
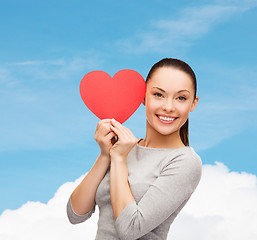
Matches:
[158,116,175,121]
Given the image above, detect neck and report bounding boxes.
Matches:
[140,121,185,149]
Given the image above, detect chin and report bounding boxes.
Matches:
[147,119,180,137]
[158,129,178,136]
[153,125,179,137]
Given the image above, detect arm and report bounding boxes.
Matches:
[67,119,116,224]
[69,154,109,211]
[114,152,202,239]
[67,153,109,224]
[109,118,201,239]
[110,157,135,219]
[109,119,138,219]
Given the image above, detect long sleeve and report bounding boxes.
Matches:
[114,150,202,240]
[66,197,95,224]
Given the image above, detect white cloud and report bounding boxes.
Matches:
[118,1,257,54]
[169,162,257,240]
[0,175,98,240]
[1,163,257,240]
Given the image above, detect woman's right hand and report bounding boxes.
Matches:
[94,119,117,158]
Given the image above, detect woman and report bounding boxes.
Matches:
[67,58,202,240]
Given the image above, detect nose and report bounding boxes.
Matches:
[162,98,175,112]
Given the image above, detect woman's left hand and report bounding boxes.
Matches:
[109,119,138,160]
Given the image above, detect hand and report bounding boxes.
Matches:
[94,119,117,158]
[109,119,138,160]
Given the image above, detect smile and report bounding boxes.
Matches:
[159,116,175,121]
[156,115,177,123]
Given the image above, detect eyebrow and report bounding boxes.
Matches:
[151,87,190,94]
[151,87,165,92]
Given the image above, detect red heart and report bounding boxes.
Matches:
[79,69,146,123]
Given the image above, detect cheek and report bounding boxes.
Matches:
[145,97,159,111]
[177,103,191,115]
[145,103,155,117]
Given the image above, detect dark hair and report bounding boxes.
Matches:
[146,58,197,146]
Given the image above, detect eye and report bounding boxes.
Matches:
[177,96,187,101]
[153,92,164,98]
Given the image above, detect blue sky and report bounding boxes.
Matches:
[0,0,257,214]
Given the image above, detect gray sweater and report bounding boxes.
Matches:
[67,144,202,240]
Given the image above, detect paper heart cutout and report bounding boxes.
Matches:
[79,69,146,123]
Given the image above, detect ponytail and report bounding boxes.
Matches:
[180,119,189,146]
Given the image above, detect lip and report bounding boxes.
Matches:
[156,114,178,124]
[157,114,177,118]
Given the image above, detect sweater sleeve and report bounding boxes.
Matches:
[114,150,202,240]
[66,197,95,224]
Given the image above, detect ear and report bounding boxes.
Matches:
[190,96,199,112]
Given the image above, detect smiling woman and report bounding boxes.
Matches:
[67,58,202,240]
[143,58,198,148]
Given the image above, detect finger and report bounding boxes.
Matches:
[101,119,112,123]
[110,126,134,145]
[96,119,111,128]
[119,126,137,143]
[106,132,118,145]
[110,119,137,144]
[111,119,137,143]
[113,120,134,139]
[110,126,131,144]
[96,128,110,137]
[110,119,128,136]
[98,122,111,131]
[105,130,116,140]
[110,125,122,137]
[96,119,112,130]
[95,121,110,140]
[103,131,118,146]
[110,118,123,128]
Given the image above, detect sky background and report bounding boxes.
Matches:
[0,0,257,239]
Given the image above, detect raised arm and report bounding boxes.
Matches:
[109,119,138,219]
[67,119,116,224]
[109,119,202,240]
[114,152,202,239]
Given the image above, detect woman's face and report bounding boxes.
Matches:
[143,67,198,137]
